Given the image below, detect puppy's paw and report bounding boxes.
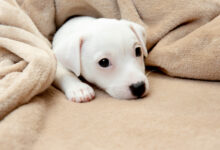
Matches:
[65,83,95,103]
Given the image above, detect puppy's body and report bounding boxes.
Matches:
[53,16,149,102]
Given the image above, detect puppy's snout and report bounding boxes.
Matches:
[129,81,146,98]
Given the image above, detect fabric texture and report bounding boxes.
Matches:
[0,0,56,119]
[0,0,220,149]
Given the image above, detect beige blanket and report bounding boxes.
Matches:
[0,0,220,149]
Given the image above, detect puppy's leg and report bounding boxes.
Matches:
[54,63,95,102]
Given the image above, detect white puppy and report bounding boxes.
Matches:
[53,16,149,102]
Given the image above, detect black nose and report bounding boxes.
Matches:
[129,81,146,98]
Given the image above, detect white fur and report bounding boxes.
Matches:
[53,16,149,102]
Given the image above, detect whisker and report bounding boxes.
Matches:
[146,70,156,77]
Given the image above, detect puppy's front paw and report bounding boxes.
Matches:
[65,83,95,103]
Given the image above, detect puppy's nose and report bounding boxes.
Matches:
[129,81,145,98]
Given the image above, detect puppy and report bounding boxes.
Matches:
[52,16,149,102]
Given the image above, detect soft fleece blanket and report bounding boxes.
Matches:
[0,0,220,149]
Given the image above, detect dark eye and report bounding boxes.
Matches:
[135,47,142,57]
[98,58,110,68]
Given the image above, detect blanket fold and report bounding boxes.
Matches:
[0,0,56,119]
[146,14,220,80]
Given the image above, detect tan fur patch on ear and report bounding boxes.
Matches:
[142,32,145,38]
[130,25,148,57]
[79,38,84,52]
[130,25,142,46]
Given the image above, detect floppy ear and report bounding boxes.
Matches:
[121,20,148,57]
[54,35,84,77]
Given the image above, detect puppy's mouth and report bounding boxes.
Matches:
[134,90,149,99]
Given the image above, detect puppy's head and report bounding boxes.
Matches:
[58,19,149,99]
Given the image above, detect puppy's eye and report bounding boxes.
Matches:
[98,58,110,68]
[135,47,142,57]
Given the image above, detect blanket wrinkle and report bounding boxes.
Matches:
[0,0,56,120]
[0,0,220,149]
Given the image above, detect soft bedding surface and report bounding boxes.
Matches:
[0,0,220,149]
[2,72,220,150]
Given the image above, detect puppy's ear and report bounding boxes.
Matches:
[54,35,84,77]
[122,20,148,57]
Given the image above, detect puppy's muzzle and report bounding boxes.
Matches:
[129,81,146,98]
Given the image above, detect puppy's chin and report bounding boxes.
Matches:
[106,90,134,100]
[105,87,144,100]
